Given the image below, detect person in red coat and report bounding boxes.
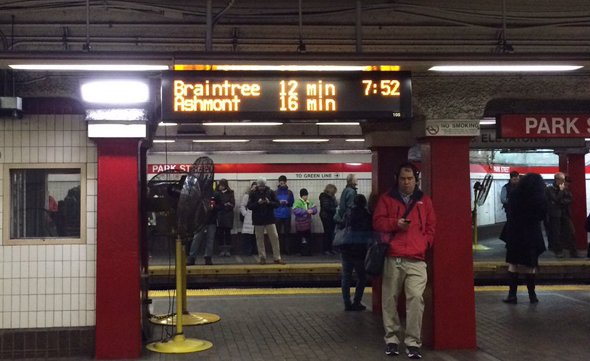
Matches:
[373,162,436,360]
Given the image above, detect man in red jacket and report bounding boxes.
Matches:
[373,163,436,360]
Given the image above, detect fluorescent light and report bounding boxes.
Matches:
[345,138,365,142]
[202,122,283,126]
[192,139,250,143]
[272,138,329,143]
[429,65,582,72]
[346,163,363,166]
[153,139,175,143]
[316,122,360,126]
[88,123,146,138]
[175,64,374,72]
[479,118,496,125]
[85,108,147,121]
[10,64,169,71]
[81,80,149,104]
[158,122,178,126]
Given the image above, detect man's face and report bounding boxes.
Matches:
[510,176,519,185]
[279,181,287,187]
[398,168,416,195]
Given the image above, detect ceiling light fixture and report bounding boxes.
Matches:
[345,138,365,142]
[10,64,169,71]
[153,139,175,143]
[316,122,360,126]
[272,138,329,143]
[158,122,178,126]
[175,64,377,72]
[429,65,582,72]
[346,163,363,166]
[192,139,250,143]
[202,122,283,126]
[81,80,149,104]
[479,118,496,125]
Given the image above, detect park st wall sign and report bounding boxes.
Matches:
[498,114,590,138]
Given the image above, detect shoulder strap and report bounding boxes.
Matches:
[402,200,417,219]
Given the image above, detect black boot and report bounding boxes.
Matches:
[502,271,518,304]
[526,274,538,303]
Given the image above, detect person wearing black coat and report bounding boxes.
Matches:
[247,177,285,264]
[502,173,547,304]
[319,184,338,255]
[215,179,235,257]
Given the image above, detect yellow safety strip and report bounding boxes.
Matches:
[148,284,590,298]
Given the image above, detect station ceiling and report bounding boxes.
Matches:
[2,0,590,153]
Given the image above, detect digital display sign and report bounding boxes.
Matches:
[161,71,411,121]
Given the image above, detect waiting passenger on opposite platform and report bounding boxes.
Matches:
[499,171,519,241]
[545,172,577,258]
[502,173,547,304]
[334,174,357,226]
[215,179,235,257]
[274,175,295,254]
[293,188,318,256]
[319,184,338,255]
[373,163,436,360]
[339,194,372,312]
[187,195,217,266]
[239,182,258,256]
[248,177,286,265]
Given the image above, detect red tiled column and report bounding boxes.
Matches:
[95,139,142,359]
[566,153,588,253]
[370,146,409,315]
[421,137,477,349]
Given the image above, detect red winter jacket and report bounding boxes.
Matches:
[372,188,436,261]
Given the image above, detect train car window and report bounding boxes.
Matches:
[2,164,87,245]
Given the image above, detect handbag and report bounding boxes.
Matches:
[332,226,351,248]
[364,242,390,276]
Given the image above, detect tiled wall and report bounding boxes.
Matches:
[0,115,97,329]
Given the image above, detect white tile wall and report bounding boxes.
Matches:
[0,114,97,329]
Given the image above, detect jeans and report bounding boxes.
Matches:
[189,224,216,258]
[254,224,281,261]
[341,253,367,306]
[276,218,291,254]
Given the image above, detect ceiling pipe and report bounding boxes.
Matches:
[205,0,213,51]
[356,0,363,53]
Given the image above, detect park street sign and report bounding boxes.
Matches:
[425,120,480,137]
[499,114,590,138]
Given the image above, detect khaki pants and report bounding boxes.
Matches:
[254,224,282,261]
[381,256,427,348]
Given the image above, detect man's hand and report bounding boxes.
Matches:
[397,218,410,231]
[258,198,264,204]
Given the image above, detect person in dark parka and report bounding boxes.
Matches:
[502,173,547,304]
[215,179,235,256]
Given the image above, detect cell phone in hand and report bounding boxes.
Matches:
[404,219,411,224]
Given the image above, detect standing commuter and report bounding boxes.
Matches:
[248,177,286,265]
[240,182,258,256]
[293,188,318,256]
[215,179,235,257]
[373,163,436,359]
[187,196,217,266]
[339,194,372,311]
[334,174,358,226]
[499,171,519,241]
[502,173,547,304]
[275,175,295,254]
[319,184,338,255]
[545,172,576,258]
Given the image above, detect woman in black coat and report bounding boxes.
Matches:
[502,173,547,304]
[319,184,338,255]
[215,179,235,256]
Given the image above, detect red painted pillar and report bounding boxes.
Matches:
[370,147,409,315]
[421,137,477,350]
[566,153,587,253]
[95,139,142,359]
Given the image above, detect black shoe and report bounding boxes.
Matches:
[385,343,399,356]
[350,302,366,311]
[204,257,213,265]
[502,296,517,304]
[406,346,422,359]
[186,256,195,265]
[529,294,539,303]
